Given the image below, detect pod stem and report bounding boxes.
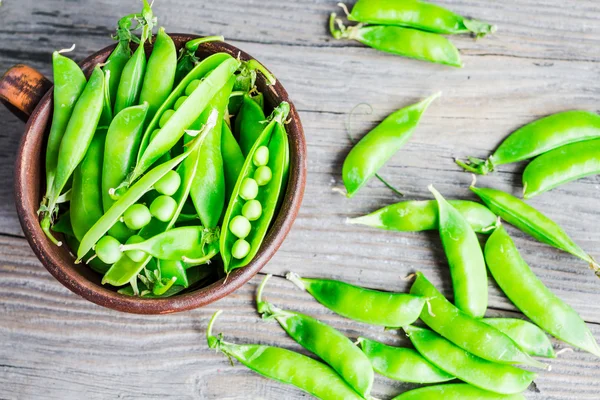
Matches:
[285,272,306,291]
[181,246,219,266]
[256,274,281,318]
[57,44,76,54]
[337,2,350,17]
[185,36,225,52]
[207,310,224,350]
[40,214,62,247]
[245,59,276,86]
[455,156,494,175]
[463,19,497,39]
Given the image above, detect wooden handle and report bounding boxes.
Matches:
[0,65,52,122]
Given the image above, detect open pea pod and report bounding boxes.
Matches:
[220,102,290,274]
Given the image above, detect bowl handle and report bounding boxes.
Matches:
[0,64,52,122]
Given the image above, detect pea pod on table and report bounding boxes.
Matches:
[207,310,363,400]
[485,225,600,358]
[287,273,425,327]
[482,318,555,358]
[392,383,525,400]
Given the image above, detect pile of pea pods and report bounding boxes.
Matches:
[38,0,290,297]
[210,91,600,399]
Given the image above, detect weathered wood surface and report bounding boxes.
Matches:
[1,0,600,399]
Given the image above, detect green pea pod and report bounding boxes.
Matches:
[70,130,106,242]
[207,311,363,400]
[429,185,487,318]
[348,199,497,234]
[158,259,189,288]
[130,56,240,184]
[485,225,600,358]
[522,138,600,199]
[410,272,547,369]
[175,36,225,85]
[330,15,462,68]
[457,110,600,175]
[482,318,556,358]
[44,48,87,196]
[103,41,132,109]
[77,113,217,262]
[114,39,147,115]
[404,325,536,395]
[121,226,212,261]
[221,122,245,201]
[287,273,425,327]
[470,185,597,272]
[344,0,496,37]
[220,103,290,273]
[392,383,525,400]
[52,211,74,238]
[342,93,439,197]
[102,103,149,241]
[257,275,374,398]
[356,337,454,384]
[139,27,177,120]
[236,93,267,156]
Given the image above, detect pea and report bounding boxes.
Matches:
[242,200,262,221]
[232,239,251,259]
[159,109,175,128]
[253,146,269,166]
[154,170,181,196]
[150,195,178,222]
[122,203,152,230]
[185,79,201,96]
[95,236,122,264]
[174,96,188,111]
[254,166,272,186]
[230,215,252,239]
[239,178,259,200]
[124,235,146,262]
[150,128,161,141]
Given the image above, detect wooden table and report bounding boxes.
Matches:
[1,1,600,398]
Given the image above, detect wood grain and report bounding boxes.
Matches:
[1,0,600,398]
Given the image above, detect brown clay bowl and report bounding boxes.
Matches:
[0,34,306,314]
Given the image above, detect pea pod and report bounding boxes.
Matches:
[220,103,290,273]
[430,185,487,317]
[174,36,225,85]
[286,273,425,327]
[330,15,462,67]
[235,93,266,156]
[158,260,189,288]
[139,27,176,120]
[207,311,363,400]
[522,138,600,199]
[221,122,245,201]
[121,226,212,261]
[104,41,131,108]
[410,272,547,369]
[52,211,74,238]
[392,383,525,400]
[404,325,536,395]
[356,337,454,384]
[470,185,597,273]
[257,275,374,398]
[349,199,497,234]
[343,0,496,37]
[342,93,439,197]
[457,111,600,175]
[485,225,600,358]
[483,318,555,358]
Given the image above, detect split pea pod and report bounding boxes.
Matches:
[120,226,211,261]
[235,93,267,156]
[287,273,425,327]
[457,111,600,175]
[330,15,462,67]
[221,122,245,201]
[485,225,600,358]
[404,325,536,395]
[410,272,547,369]
[220,103,290,273]
[342,93,439,197]
[257,275,374,398]
[470,185,597,272]
[356,337,454,384]
[483,318,555,358]
[429,185,487,317]
[392,383,525,400]
[522,138,600,199]
[343,0,496,37]
[207,311,363,400]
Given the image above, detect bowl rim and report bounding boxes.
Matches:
[13,34,307,314]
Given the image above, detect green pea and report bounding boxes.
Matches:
[159,109,175,128]
[253,145,270,166]
[254,166,272,186]
[95,236,122,264]
[232,239,251,259]
[185,79,201,96]
[154,170,181,196]
[239,178,258,200]
[124,235,146,262]
[229,215,252,239]
[174,95,187,110]
[150,195,178,222]
[242,200,262,221]
[122,203,152,230]
[150,128,161,141]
